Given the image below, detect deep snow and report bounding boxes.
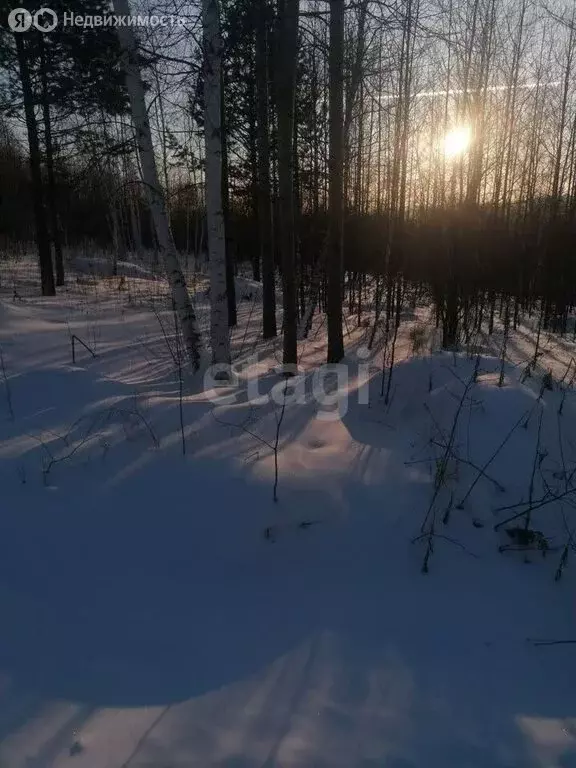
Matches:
[0,260,575,767]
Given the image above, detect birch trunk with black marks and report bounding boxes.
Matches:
[220,67,237,327]
[203,0,231,367]
[114,0,202,369]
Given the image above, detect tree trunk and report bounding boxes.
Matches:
[115,0,202,369]
[108,197,126,276]
[443,279,459,349]
[327,0,345,363]
[220,66,237,327]
[128,177,143,255]
[247,71,261,284]
[256,0,277,338]
[14,33,55,297]
[203,0,232,366]
[276,0,299,368]
[39,34,64,287]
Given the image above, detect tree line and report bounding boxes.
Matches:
[1,0,576,368]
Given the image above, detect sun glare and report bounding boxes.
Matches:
[443,126,471,158]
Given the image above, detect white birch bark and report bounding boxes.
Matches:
[202,0,231,368]
[114,0,202,370]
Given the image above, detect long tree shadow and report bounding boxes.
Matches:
[0,353,575,767]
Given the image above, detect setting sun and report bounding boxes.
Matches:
[443,125,471,157]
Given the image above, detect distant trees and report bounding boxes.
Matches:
[13,31,54,295]
[2,0,576,359]
[0,121,31,243]
[0,0,127,292]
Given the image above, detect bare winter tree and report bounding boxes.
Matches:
[203,0,231,369]
[38,33,65,287]
[114,0,203,370]
[326,0,345,362]
[5,0,576,376]
[255,0,277,340]
[276,0,300,368]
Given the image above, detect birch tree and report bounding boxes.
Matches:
[203,0,231,368]
[114,0,203,370]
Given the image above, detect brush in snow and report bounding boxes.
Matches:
[499,527,550,557]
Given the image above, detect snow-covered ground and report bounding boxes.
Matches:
[0,258,575,767]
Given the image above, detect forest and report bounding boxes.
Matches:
[0,0,576,765]
[2,0,576,354]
